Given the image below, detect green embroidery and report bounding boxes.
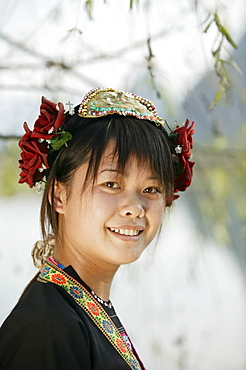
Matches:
[38,260,141,370]
[89,105,152,116]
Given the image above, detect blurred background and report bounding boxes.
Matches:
[0,0,246,369]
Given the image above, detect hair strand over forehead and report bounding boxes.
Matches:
[40,112,176,240]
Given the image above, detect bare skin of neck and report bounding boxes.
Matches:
[54,246,119,302]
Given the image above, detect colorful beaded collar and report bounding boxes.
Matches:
[38,258,143,370]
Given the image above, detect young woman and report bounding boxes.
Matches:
[0,88,195,369]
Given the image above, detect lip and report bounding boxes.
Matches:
[108,225,145,230]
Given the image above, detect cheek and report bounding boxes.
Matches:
[150,201,165,228]
[92,191,118,214]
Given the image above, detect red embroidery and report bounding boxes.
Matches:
[116,338,128,353]
[51,273,66,285]
[86,302,100,316]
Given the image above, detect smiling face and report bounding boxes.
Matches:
[54,141,166,274]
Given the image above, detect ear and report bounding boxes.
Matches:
[49,180,67,214]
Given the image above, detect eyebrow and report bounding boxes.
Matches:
[99,169,123,175]
[146,177,158,180]
[99,169,158,180]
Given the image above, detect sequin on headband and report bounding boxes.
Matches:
[78,87,165,127]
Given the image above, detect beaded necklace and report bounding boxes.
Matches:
[49,257,113,308]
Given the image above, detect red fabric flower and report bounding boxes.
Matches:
[32,97,65,140]
[18,97,66,188]
[174,119,195,158]
[173,119,196,198]
[174,160,195,193]
[18,122,49,188]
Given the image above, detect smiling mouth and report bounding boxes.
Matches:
[108,227,143,236]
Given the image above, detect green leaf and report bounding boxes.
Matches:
[85,0,93,18]
[219,25,237,49]
[214,13,237,49]
[130,0,139,9]
[50,131,72,151]
[168,132,178,140]
[224,47,243,74]
[209,90,223,109]
[203,19,213,33]
[68,27,83,35]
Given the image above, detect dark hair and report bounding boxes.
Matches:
[40,107,177,240]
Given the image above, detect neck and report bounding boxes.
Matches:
[53,248,119,302]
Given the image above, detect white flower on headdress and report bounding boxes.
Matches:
[35,181,45,194]
[175,145,182,154]
[38,163,47,173]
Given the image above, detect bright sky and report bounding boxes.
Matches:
[0,0,245,135]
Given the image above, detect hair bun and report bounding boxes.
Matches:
[32,234,55,269]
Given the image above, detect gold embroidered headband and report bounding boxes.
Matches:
[78,87,165,126]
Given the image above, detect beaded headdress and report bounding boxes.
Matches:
[78,87,165,126]
[18,87,195,198]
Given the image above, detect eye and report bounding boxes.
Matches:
[103,182,120,189]
[143,187,161,194]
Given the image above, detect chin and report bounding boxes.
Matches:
[116,251,144,266]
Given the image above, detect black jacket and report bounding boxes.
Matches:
[0,266,142,370]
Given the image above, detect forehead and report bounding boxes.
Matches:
[99,140,153,174]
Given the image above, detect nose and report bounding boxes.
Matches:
[119,194,145,218]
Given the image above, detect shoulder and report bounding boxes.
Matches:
[1,279,89,335]
[5,280,77,321]
[0,280,91,370]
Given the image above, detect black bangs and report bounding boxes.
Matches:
[87,115,175,198]
[61,113,175,197]
[41,112,175,238]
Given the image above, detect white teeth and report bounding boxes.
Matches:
[109,228,140,236]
